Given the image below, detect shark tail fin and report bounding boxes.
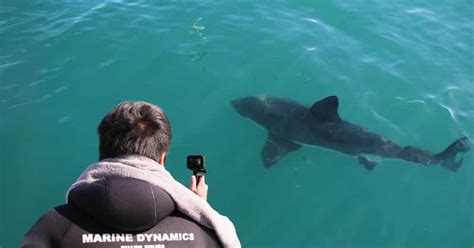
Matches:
[436,136,470,172]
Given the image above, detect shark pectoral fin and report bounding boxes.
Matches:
[261,133,302,168]
[357,155,378,171]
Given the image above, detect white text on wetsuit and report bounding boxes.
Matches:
[82,233,195,243]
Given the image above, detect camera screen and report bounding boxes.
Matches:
[187,155,204,169]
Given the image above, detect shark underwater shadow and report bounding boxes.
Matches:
[231,95,471,171]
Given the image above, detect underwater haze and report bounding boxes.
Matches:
[1,0,473,247]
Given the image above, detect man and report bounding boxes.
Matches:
[21,101,240,248]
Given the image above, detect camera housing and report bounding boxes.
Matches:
[187,155,207,176]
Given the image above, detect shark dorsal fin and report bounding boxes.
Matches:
[309,95,341,122]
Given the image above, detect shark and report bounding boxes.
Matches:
[231,95,470,171]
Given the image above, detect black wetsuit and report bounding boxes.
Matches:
[21,176,222,248]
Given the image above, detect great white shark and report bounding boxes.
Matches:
[231,95,470,171]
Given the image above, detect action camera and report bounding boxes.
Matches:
[186,155,207,176]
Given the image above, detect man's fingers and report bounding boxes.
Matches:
[198,175,205,185]
[190,175,197,191]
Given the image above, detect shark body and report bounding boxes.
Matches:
[231,95,470,171]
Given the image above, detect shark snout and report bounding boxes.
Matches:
[230,98,244,116]
[231,96,266,120]
[230,97,248,111]
[230,99,239,109]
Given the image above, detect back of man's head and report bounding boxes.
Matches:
[98,101,171,162]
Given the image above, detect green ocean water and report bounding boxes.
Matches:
[1,0,473,247]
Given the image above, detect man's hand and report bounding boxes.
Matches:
[190,175,208,201]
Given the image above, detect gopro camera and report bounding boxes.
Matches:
[187,155,207,176]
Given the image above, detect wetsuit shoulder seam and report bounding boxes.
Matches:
[59,217,73,244]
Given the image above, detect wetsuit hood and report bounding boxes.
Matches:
[68,176,175,232]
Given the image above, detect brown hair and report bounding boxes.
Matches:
[98,101,171,162]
